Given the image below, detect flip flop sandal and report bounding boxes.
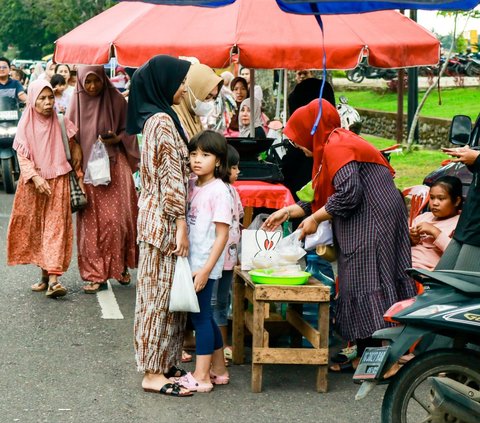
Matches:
[165,366,187,379]
[83,282,108,294]
[45,282,67,298]
[176,372,213,393]
[31,276,49,292]
[329,362,354,373]
[143,382,193,397]
[117,270,131,286]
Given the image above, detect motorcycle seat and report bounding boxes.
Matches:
[407,268,480,294]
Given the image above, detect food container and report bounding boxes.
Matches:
[248,269,311,285]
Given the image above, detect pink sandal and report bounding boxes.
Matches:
[176,372,213,393]
[210,370,230,385]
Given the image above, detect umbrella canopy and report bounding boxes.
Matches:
[54,0,440,69]
[122,0,479,12]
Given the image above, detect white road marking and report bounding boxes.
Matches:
[96,281,124,319]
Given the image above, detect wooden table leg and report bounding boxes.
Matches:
[252,297,265,393]
[316,302,329,393]
[232,270,245,365]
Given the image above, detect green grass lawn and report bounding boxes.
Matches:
[363,135,447,190]
[336,87,478,121]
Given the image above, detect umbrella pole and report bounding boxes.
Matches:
[275,70,283,119]
[250,69,255,137]
[282,69,288,127]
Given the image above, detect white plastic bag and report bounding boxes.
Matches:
[84,138,111,186]
[304,220,334,251]
[169,257,200,313]
[275,230,306,264]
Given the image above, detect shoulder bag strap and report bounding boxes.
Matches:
[58,113,71,161]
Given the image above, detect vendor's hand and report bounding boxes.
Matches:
[173,219,189,257]
[298,216,319,240]
[32,175,51,196]
[99,131,120,145]
[442,146,480,166]
[262,208,289,231]
[193,268,209,292]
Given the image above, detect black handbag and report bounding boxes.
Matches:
[58,114,87,213]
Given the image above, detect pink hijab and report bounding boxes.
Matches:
[13,79,76,180]
[66,65,139,172]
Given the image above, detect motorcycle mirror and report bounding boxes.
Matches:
[449,115,471,146]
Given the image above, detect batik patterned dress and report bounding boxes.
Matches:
[326,162,417,342]
[134,113,189,373]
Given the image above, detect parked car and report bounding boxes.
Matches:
[423,113,480,197]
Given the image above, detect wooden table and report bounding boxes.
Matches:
[232,267,330,393]
[233,181,296,227]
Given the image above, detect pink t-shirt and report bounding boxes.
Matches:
[187,177,232,279]
[223,184,244,270]
[411,212,460,271]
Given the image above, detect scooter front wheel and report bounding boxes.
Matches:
[1,156,16,194]
[381,348,480,423]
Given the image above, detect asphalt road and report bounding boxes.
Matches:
[0,189,386,423]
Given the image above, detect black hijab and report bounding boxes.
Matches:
[287,77,335,115]
[126,55,190,142]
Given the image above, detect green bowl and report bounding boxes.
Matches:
[248,269,311,285]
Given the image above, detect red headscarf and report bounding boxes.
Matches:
[283,99,393,211]
[13,79,77,179]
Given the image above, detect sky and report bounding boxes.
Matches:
[416,8,480,36]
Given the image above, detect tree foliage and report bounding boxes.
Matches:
[0,0,114,58]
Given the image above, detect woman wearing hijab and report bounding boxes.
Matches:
[226,76,249,136]
[173,63,223,140]
[238,97,266,139]
[7,79,80,298]
[127,55,193,397]
[264,99,416,368]
[66,65,140,293]
[283,78,336,203]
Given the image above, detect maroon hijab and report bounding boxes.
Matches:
[66,65,139,172]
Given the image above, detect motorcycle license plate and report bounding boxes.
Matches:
[0,110,18,120]
[353,346,391,381]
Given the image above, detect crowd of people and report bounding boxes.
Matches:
[3,54,480,396]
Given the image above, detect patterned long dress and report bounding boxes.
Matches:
[326,162,417,342]
[134,113,189,373]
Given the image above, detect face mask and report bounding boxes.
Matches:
[188,87,214,117]
[193,99,214,117]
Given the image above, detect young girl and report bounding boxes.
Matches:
[410,176,463,272]
[212,145,243,362]
[178,130,232,392]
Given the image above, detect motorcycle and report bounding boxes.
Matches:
[353,268,480,423]
[0,96,20,193]
[346,62,398,83]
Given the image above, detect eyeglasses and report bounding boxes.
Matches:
[0,66,9,70]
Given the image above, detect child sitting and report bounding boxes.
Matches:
[410,176,462,272]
